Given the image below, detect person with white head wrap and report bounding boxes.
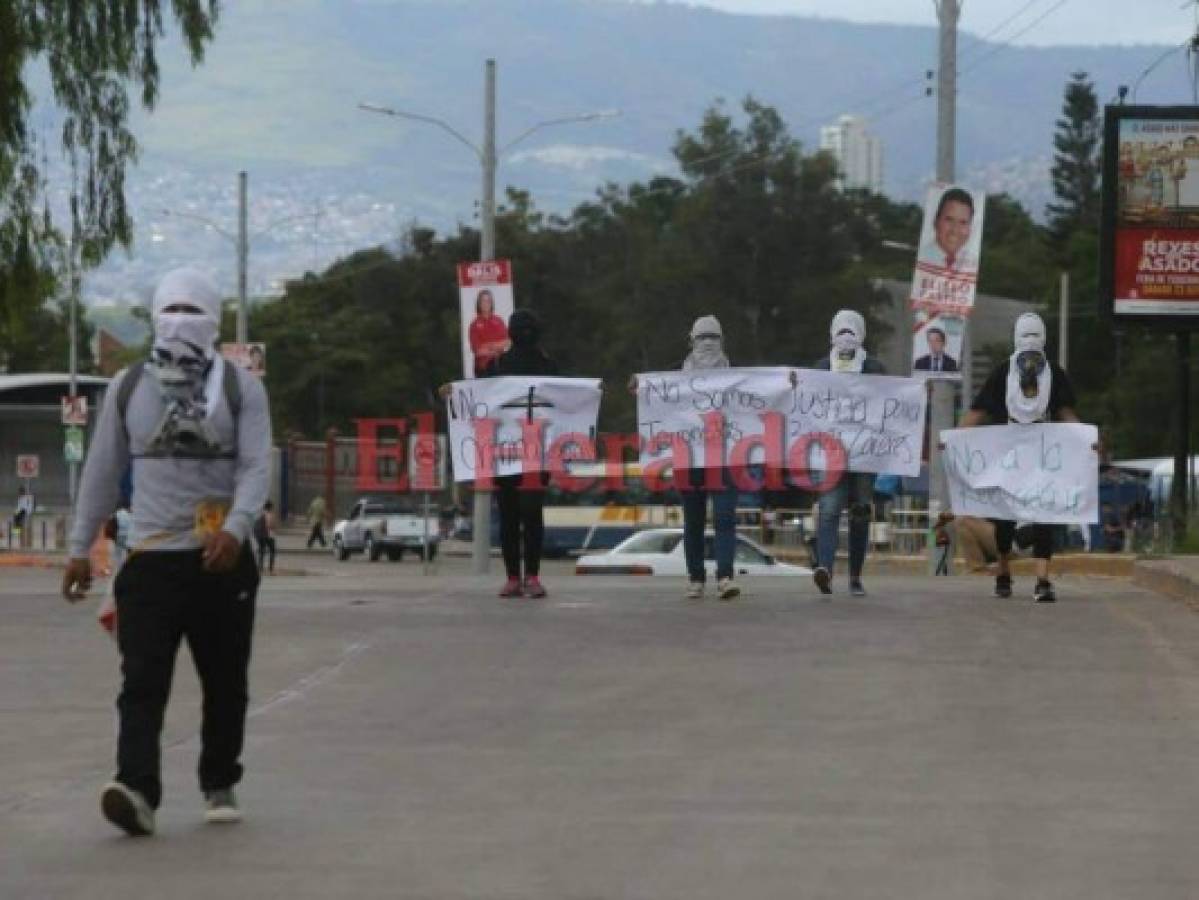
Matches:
[827,309,867,373]
[627,314,740,600]
[683,314,730,370]
[145,267,227,455]
[63,266,273,835]
[680,314,740,599]
[959,310,1085,603]
[810,310,887,597]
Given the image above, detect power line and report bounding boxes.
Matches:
[959,0,1071,80]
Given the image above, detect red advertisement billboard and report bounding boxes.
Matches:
[1102,106,1199,321]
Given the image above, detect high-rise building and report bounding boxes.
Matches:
[819,115,884,194]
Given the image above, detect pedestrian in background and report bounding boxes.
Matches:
[305,494,327,548]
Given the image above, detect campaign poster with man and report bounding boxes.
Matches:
[909,183,987,315]
[1102,109,1199,318]
[458,260,516,379]
[911,309,965,379]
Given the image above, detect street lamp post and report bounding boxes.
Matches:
[162,180,319,342]
[359,60,619,575]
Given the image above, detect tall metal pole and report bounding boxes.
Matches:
[237,170,249,344]
[67,237,79,511]
[1172,331,1191,547]
[928,0,959,574]
[1059,271,1070,369]
[471,59,497,575]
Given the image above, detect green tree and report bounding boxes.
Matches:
[1046,71,1101,254]
[0,1,220,372]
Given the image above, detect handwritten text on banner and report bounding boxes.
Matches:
[941,423,1100,525]
[445,377,603,483]
[636,367,928,477]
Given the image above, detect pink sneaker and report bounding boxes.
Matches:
[524,576,547,599]
[499,578,523,598]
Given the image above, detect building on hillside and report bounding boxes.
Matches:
[819,115,884,194]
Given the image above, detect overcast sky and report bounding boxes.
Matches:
[642,0,1198,47]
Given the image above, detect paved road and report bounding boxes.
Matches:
[3,559,1199,899]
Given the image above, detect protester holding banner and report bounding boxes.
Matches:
[810,310,886,597]
[485,308,558,599]
[679,316,742,601]
[957,312,1082,603]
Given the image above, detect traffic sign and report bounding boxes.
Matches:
[64,427,85,464]
[408,434,447,491]
[15,455,39,479]
[61,395,89,426]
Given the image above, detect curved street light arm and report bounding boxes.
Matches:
[358,102,482,161]
[499,109,622,156]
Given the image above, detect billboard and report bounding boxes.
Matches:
[1102,105,1199,322]
[458,259,515,380]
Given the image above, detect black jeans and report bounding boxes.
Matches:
[113,547,258,808]
[256,536,276,573]
[496,474,546,578]
[991,520,1055,560]
[306,522,326,548]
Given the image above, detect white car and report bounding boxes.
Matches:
[575,528,810,577]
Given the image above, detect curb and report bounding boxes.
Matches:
[1133,559,1199,610]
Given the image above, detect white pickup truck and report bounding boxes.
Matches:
[332,497,440,562]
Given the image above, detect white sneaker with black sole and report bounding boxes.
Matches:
[100,781,155,836]
[204,787,242,824]
[717,577,740,600]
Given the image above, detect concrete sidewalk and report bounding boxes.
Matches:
[4,563,1199,898]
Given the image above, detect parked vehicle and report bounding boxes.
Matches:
[575,528,809,577]
[332,497,440,562]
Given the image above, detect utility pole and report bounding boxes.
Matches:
[237,170,249,344]
[1173,332,1191,547]
[928,0,960,574]
[1059,271,1069,369]
[67,231,79,511]
[471,59,498,575]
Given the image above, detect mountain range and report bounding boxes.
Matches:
[46,0,1195,308]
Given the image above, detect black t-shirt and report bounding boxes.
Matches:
[970,358,1077,423]
[487,346,559,377]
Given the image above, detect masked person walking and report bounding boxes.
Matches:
[811,310,887,597]
[631,316,741,600]
[957,312,1081,602]
[62,267,272,836]
[486,309,558,599]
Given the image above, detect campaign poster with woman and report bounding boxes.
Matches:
[459,260,515,378]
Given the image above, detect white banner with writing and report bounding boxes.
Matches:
[445,377,603,483]
[635,367,927,477]
[941,423,1100,524]
[790,369,928,477]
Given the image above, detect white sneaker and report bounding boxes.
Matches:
[686,581,704,599]
[717,577,740,600]
[204,787,243,824]
[100,781,155,836]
